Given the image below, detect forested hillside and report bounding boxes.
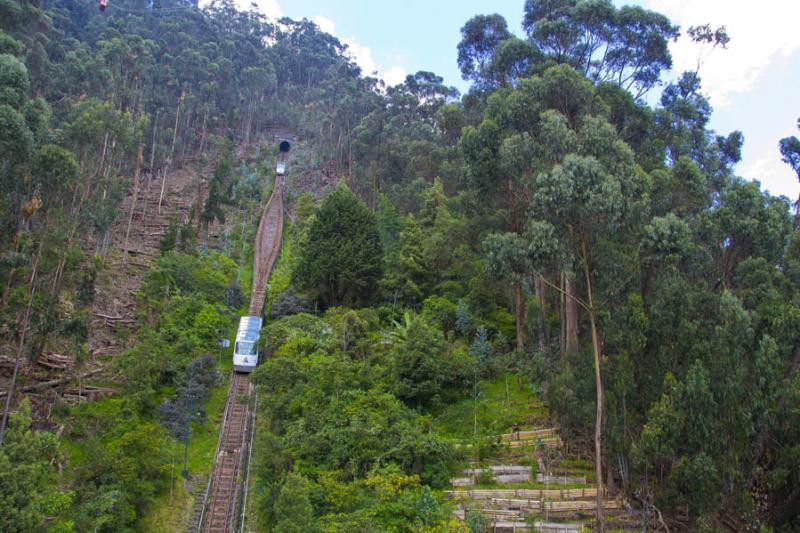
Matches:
[1,0,799,531]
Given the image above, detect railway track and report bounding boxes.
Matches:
[249,174,284,316]
[199,170,285,532]
[200,373,252,532]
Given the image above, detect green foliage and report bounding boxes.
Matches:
[250,308,469,530]
[159,218,178,254]
[778,118,800,186]
[482,232,528,281]
[522,0,678,96]
[193,304,230,348]
[64,243,236,530]
[457,14,511,88]
[158,355,219,439]
[667,452,721,517]
[434,374,546,440]
[68,399,170,532]
[391,312,469,408]
[141,251,237,305]
[421,296,458,335]
[377,193,405,264]
[294,184,383,308]
[273,473,316,533]
[0,400,69,532]
[0,0,797,529]
[641,213,692,265]
[201,158,233,227]
[0,53,28,108]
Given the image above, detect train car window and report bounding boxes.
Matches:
[235,341,255,355]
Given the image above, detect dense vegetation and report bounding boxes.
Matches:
[1,0,799,531]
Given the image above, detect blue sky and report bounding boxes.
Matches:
[236,0,800,201]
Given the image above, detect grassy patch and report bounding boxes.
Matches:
[186,375,230,475]
[60,435,86,467]
[264,223,294,317]
[239,264,253,299]
[138,372,230,530]
[560,458,592,469]
[433,374,547,440]
[137,482,193,533]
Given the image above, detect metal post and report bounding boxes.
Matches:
[183,395,192,479]
[218,327,223,365]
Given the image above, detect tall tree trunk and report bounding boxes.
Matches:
[121,143,145,270]
[559,271,566,358]
[534,274,548,355]
[178,105,192,163]
[149,108,160,175]
[160,91,184,214]
[244,94,254,145]
[581,239,604,533]
[96,131,110,183]
[37,175,95,362]
[514,281,524,352]
[1,218,25,308]
[198,109,208,157]
[0,228,44,446]
[565,272,579,355]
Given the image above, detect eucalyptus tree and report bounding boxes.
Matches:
[462,65,600,353]
[484,37,543,88]
[779,118,800,220]
[530,122,645,529]
[457,14,512,90]
[522,0,678,97]
[481,232,529,351]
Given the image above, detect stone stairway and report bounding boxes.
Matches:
[447,425,629,532]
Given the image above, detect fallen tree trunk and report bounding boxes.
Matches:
[24,368,104,393]
[0,368,104,398]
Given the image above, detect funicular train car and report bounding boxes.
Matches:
[276,140,290,175]
[232,315,262,373]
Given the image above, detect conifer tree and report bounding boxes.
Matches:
[293,184,382,308]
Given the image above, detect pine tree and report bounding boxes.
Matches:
[293,184,382,308]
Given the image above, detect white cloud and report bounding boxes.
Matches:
[199,1,406,85]
[740,148,798,200]
[644,0,800,108]
[310,16,407,86]
[202,0,284,18]
[311,15,336,35]
[382,66,408,87]
[234,0,283,18]
[341,37,378,76]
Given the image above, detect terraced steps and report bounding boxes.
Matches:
[453,509,588,532]
[449,425,628,531]
[453,465,534,486]
[454,434,562,450]
[535,474,587,485]
[446,488,599,501]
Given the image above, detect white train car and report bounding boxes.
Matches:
[276,140,290,175]
[233,315,262,373]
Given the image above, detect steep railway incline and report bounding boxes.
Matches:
[198,156,286,533]
[200,373,252,532]
[249,174,285,316]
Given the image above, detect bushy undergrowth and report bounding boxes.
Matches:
[53,250,240,531]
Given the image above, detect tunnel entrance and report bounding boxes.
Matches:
[279,140,291,153]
